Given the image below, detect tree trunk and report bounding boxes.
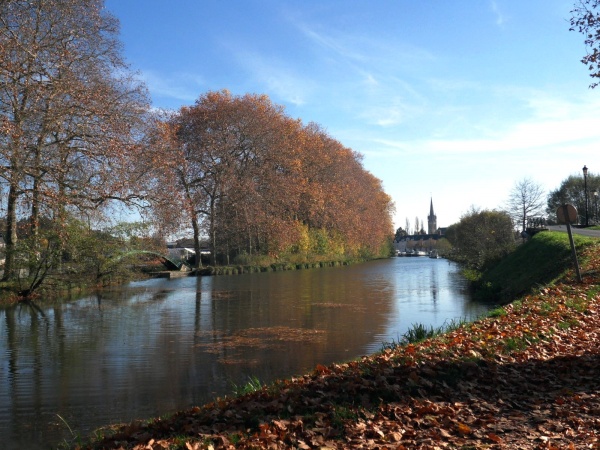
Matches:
[3,182,19,281]
[191,211,202,270]
[209,199,217,266]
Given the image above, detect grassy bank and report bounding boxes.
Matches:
[72,231,600,449]
[473,230,596,303]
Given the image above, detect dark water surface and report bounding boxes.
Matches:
[0,257,491,449]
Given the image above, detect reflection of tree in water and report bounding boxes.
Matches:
[2,299,52,446]
[430,264,439,303]
[448,267,471,295]
[9,299,51,328]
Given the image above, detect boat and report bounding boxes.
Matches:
[413,250,427,257]
[429,249,440,259]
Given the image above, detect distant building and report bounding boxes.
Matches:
[394,198,446,253]
[166,239,211,264]
[427,197,437,235]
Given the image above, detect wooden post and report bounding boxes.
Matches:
[558,204,582,283]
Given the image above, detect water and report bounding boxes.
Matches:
[0,257,491,449]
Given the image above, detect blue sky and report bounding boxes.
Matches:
[105,0,600,230]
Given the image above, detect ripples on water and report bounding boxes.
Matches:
[0,257,491,449]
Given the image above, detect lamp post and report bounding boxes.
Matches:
[583,165,589,226]
[595,191,599,224]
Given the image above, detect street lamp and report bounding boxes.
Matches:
[583,165,589,226]
[595,190,599,224]
[592,189,599,225]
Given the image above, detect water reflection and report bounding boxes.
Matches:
[0,257,490,449]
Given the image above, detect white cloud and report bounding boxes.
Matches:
[141,70,205,103]
[360,92,600,163]
[297,23,368,64]
[299,22,436,73]
[490,1,507,26]
[363,73,378,87]
[225,47,312,106]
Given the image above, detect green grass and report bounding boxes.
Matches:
[557,319,579,330]
[55,414,83,449]
[487,306,507,317]
[380,319,470,351]
[501,337,531,353]
[402,323,444,343]
[331,406,359,431]
[231,375,263,396]
[566,297,588,312]
[474,231,596,304]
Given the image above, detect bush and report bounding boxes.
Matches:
[446,208,516,271]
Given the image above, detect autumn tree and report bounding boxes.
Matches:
[214,103,304,261]
[505,178,546,232]
[158,91,296,267]
[155,90,394,266]
[0,0,150,286]
[570,0,600,88]
[290,122,393,258]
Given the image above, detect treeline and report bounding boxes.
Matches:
[0,0,394,295]
[150,91,394,267]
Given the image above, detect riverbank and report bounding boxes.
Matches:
[194,258,358,276]
[76,232,600,449]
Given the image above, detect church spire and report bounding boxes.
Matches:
[428,197,437,234]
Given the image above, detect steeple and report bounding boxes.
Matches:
[427,197,437,234]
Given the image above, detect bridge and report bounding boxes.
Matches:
[114,250,193,271]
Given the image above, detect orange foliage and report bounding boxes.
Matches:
[151,90,394,263]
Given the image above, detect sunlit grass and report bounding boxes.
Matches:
[474,231,596,303]
[231,375,263,396]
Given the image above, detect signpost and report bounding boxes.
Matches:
[556,204,582,283]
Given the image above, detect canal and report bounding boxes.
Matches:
[0,257,492,449]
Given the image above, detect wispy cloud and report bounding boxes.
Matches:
[140,70,205,104]
[490,1,507,26]
[359,93,425,128]
[288,22,439,125]
[229,50,313,106]
[296,23,369,64]
[296,22,436,73]
[368,93,600,163]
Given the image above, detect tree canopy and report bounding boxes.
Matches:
[153,90,395,267]
[0,0,150,288]
[546,172,600,224]
[571,0,600,88]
